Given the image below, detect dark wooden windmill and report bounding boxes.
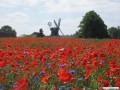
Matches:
[48,18,64,36]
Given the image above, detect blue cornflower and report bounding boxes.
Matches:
[101,60,105,63]
[46,63,51,68]
[70,62,74,64]
[77,78,83,81]
[69,70,75,74]
[59,64,66,68]
[0,84,3,90]
[0,68,3,70]
[40,70,45,74]
[0,88,3,90]
[34,76,39,81]
[23,51,29,55]
[68,86,72,90]
[59,86,65,90]
[13,84,19,88]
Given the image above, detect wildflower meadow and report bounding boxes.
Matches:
[0,37,120,90]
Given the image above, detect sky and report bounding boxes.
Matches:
[0,0,120,36]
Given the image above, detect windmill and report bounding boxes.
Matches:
[48,18,64,36]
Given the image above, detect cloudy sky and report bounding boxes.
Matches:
[0,0,120,36]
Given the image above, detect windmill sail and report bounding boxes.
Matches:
[58,18,61,27]
[59,28,64,36]
[54,20,58,27]
[48,22,52,28]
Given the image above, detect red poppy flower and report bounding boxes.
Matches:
[0,75,7,83]
[72,88,83,90]
[13,87,21,90]
[16,79,23,84]
[102,80,110,87]
[41,74,50,83]
[0,60,7,68]
[40,67,47,72]
[50,53,56,59]
[30,60,38,66]
[42,56,46,62]
[58,68,75,83]
[114,77,120,82]
[115,81,120,87]
[96,77,103,83]
[20,81,28,88]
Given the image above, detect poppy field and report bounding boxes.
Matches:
[0,37,120,90]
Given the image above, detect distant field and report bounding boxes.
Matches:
[0,37,120,90]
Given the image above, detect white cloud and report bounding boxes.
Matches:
[1,0,120,13]
[0,12,30,24]
[42,0,120,28]
[0,12,31,36]
[0,0,38,7]
[5,12,30,24]
[25,0,38,6]
[43,0,120,13]
[7,12,30,18]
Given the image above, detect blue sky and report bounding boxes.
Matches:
[0,0,120,36]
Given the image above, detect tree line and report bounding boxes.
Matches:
[0,26,45,37]
[0,10,120,38]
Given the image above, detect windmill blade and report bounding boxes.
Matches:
[59,28,64,36]
[48,22,52,28]
[48,22,52,27]
[54,20,58,27]
[58,18,61,27]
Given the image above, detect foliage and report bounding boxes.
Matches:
[31,32,39,37]
[37,29,45,37]
[31,29,45,37]
[0,25,17,37]
[77,10,109,39]
[21,34,33,37]
[41,42,54,48]
[108,27,118,38]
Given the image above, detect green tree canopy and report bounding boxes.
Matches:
[0,25,17,37]
[31,28,45,37]
[31,32,39,37]
[108,27,118,38]
[37,28,45,37]
[77,10,109,38]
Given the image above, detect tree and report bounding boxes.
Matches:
[31,32,39,37]
[0,25,17,37]
[108,27,118,38]
[31,29,45,37]
[77,10,109,38]
[37,28,45,37]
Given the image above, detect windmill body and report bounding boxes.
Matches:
[48,18,64,36]
[50,27,59,36]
